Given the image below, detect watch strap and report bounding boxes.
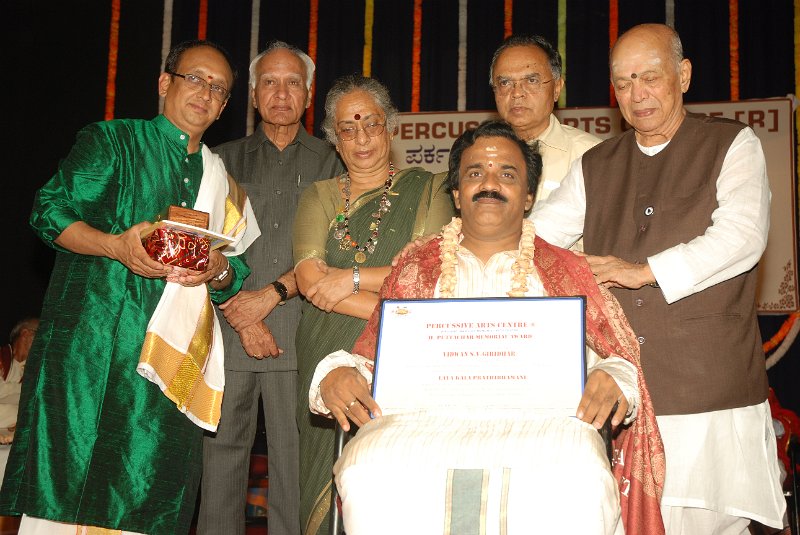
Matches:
[352,265,360,294]
[271,280,289,304]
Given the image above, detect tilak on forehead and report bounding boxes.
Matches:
[354,113,361,120]
[485,145,498,167]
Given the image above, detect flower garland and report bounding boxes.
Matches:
[438,217,536,298]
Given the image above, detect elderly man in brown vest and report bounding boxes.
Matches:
[533,23,785,534]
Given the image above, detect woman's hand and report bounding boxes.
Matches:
[320,366,381,432]
[305,265,355,312]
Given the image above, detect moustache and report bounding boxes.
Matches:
[472,190,508,203]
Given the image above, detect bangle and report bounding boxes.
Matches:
[271,280,288,305]
[352,265,360,294]
[213,258,231,282]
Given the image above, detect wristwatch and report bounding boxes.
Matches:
[352,265,360,294]
[213,259,230,282]
[271,280,289,305]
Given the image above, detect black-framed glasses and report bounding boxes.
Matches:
[492,76,554,96]
[167,71,230,102]
[337,121,386,141]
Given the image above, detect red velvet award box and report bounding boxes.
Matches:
[140,206,233,271]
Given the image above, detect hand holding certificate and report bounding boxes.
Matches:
[372,297,587,418]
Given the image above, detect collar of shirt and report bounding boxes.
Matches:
[153,114,196,152]
[249,123,328,156]
[636,139,670,156]
[437,235,545,298]
[532,114,569,154]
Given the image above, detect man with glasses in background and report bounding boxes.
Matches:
[0,40,260,535]
[198,41,342,535]
[491,35,600,216]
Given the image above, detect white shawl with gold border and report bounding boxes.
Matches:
[137,146,260,431]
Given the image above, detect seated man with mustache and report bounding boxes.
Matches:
[308,120,665,535]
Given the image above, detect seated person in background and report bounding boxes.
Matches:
[0,318,38,437]
[0,318,38,489]
[310,120,665,535]
[0,318,38,385]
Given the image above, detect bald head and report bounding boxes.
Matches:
[611,24,683,73]
[610,23,692,146]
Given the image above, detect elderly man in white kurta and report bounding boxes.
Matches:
[533,24,784,534]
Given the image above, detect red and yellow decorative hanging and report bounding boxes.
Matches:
[729,0,739,101]
[305,0,319,133]
[104,0,121,121]
[608,0,618,107]
[198,0,208,40]
[411,0,422,112]
[363,0,375,76]
[503,0,513,38]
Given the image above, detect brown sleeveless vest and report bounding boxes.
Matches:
[582,113,768,415]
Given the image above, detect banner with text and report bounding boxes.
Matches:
[390,99,797,313]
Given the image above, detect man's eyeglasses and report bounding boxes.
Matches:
[167,71,230,102]
[337,121,386,141]
[492,76,554,96]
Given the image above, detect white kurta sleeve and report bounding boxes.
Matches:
[647,127,771,303]
[530,157,587,249]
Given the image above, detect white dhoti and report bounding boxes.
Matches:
[335,413,623,535]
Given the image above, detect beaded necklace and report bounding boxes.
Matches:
[438,217,537,298]
[334,163,396,264]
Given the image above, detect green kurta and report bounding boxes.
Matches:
[293,168,455,535]
[0,115,248,534]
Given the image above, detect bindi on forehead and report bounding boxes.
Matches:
[354,113,361,120]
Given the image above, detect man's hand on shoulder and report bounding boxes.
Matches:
[577,369,628,429]
[582,254,656,290]
[391,233,437,266]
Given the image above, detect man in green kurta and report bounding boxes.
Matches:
[0,40,257,535]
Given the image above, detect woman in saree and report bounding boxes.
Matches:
[293,74,455,534]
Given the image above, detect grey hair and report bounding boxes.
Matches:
[249,40,315,91]
[666,26,685,70]
[10,317,38,344]
[489,34,562,86]
[321,74,399,145]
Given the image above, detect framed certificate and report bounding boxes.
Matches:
[372,297,586,417]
